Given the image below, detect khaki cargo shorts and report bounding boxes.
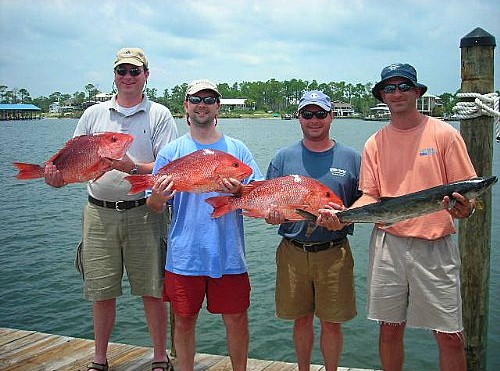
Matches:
[75,202,169,301]
[275,237,356,322]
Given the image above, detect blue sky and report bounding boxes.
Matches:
[1,0,499,98]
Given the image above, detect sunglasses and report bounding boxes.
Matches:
[382,82,415,94]
[114,66,143,77]
[300,110,329,120]
[187,96,218,105]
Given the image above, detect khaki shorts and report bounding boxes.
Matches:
[275,238,356,322]
[367,228,463,332]
[77,202,168,301]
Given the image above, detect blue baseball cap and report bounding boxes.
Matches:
[372,63,427,101]
[298,90,331,111]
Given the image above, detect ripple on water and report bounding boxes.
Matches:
[1,119,499,370]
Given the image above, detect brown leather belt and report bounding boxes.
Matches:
[285,237,346,253]
[88,195,146,211]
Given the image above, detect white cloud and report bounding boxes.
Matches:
[0,0,498,97]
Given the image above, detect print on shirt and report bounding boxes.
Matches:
[330,167,347,177]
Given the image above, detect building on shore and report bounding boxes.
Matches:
[0,103,42,120]
[220,98,252,111]
[417,93,443,116]
[332,101,356,117]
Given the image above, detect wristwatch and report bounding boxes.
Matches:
[129,165,139,175]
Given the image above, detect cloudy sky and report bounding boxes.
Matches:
[1,0,498,99]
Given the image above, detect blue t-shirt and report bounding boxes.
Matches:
[153,133,263,278]
[266,140,361,242]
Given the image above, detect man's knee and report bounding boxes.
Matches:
[380,321,406,343]
[434,330,466,349]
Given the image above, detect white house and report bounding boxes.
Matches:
[220,98,249,111]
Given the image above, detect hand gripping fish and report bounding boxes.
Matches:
[13,132,134,184]
[125,149,253,195]
[296,176,497,225]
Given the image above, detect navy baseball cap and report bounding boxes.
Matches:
[298,90,332,111]
[372,63,427,101]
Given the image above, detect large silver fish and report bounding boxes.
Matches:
[296,176,497,225]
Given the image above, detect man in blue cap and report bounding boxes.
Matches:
[265,90,361,370]
[324,63,476,371]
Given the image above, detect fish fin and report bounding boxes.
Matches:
[91,172,106,182]
[13,162,44,180]
[241,210,266,218]
[295,208,318,222]
[125,175,155,194]
[205,196,234,218]
[240,180,267,196]
[304,221,318,237]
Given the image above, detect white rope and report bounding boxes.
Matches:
[452,92,500,142]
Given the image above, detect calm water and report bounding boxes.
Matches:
[0,118,498,370]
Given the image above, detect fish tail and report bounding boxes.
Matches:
[13,162,44,179]
[125,175,154,194]
[205,196,234,218]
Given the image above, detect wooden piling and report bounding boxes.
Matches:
[458,27,496,371]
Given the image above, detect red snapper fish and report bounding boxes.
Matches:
[205,174,344,220]
[13,132,133,184]
[125,149,253,194]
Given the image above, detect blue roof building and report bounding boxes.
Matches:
[0,103,42,120]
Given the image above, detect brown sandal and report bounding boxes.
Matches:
[87,361,109,371]
[152,358,174,371]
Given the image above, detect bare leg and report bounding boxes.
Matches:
[434,331,466,371]
[320,321,343,371]
[223,311,249,371]
[173,314,198,371]
[293,314,314,371]
[90,299,116,369]
[143,296,168,370]
[379,322,405,371]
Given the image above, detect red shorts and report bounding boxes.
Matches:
[163,271,251,317]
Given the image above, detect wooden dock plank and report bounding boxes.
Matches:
[0,328,379,370]
[0,328,36,347]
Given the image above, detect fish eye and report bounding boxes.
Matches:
[325,192,331,197]
[233,162,239,167]
[111,136,118,142]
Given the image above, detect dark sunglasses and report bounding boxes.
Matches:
[382,82,415,94]
[300,110,329,120]
[187,96,218,105]
[114,66,143,77]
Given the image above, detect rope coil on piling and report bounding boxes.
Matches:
[452,92,500,142]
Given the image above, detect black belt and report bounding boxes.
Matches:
[285,237,346,253]
[88,195,146,211]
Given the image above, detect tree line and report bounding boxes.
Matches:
[1,79,466,117]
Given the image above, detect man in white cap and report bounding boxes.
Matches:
[45,47,178,371]
[147,79,263,371]
[325,63,476,371]
[265,90,361,371]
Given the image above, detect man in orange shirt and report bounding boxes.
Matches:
[321,63,476,371]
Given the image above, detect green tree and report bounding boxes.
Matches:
[18,88,31,103]
[85,84,97,101]
[146,87,158,101]
[439,92,458,116]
